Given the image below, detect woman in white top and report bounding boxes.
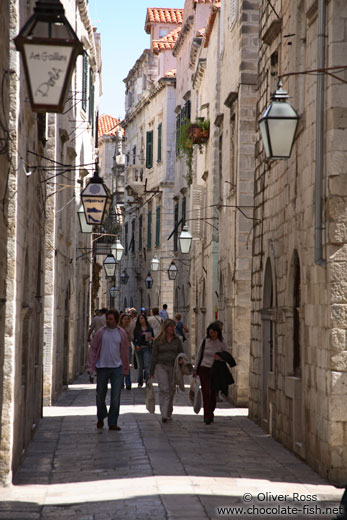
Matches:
[194,322,227,424]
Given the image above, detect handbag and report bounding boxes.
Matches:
[145,380,155,413]
[192,377,202,414]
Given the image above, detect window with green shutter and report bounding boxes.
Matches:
[139,214,143,251]
[82,53,88,112]
[147,209,152,249]
[176,113,180,156]
[174,203,179,251]
[89,68,95,135]
[157,123,162,163]
[182,197,186,227]
[130,219,136,253]
[146,130,153,169]
[124,222,128,255]
[155,206,160,247]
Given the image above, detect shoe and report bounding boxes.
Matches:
[162,418,167,423]
[109,425,121,431]
[97,419,104,429]
[126,386,131,390]
[138,383,143,388]
[204,418,213,425]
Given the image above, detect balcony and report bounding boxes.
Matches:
[125,165,145,197]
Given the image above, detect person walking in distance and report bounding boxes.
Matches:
[148,307,164,338]
[119,313,132,390]
[86,309,130,431]
[175,313,189,342]
[87,308,108,383]
[159,304,169,320]
[193,322,228,425]
[149,319,184,423]
[133,313,154,387]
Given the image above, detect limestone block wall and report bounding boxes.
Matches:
[250,0,347,485]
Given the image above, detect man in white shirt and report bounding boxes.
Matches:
[148,307,164,338]
[86,310,130,431]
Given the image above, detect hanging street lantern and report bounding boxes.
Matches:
[81,164,112,225]
[120,270,129,285]
[103,253,116,278]
[150,255,160,271]
[111,238,124,262]
[14,0,83,113]
[258,81,300,160]
[167,261,178,280]
[179,225,193,254]
[145,272,153,289]
[77,204,93,233]
[109,286,118,298]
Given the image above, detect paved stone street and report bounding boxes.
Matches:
[0,372,343,520]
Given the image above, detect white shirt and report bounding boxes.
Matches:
[96,328,122,368]
[148,315,164,337]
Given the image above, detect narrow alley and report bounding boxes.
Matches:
[0,373,342,520]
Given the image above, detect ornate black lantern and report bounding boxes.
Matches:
[77,204,93,233]
[14,0,83,113]
[103,253,116,278]
[145,272,153,289]
[167,261,178,280]
[150,255,160,271]
[120,270,129,285]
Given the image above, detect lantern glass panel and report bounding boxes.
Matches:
[179,227,192,254]
[168,262,178,280]
[103,255,116,277]
[77,204,93,233]
[267,118,298,158]
[151,256,160,271]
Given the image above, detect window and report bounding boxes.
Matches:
[139,214,143,250]
[181,197,186,227]
[133,145,136,165]
[174,203,179,251]
[159,27,169,37]
[147,210,152,248]
[155,206,161,247]
[146,130,153,169]
[88,68,95,135]
[176,113,181,156]
[130,219,135,253]
[124,222,128,255]
[82,53,88,112]
[157,123,162,163]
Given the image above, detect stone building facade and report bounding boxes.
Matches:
[120,9,183,314]
[0,0,99,485]
[250,0,347,484]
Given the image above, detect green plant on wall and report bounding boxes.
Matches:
[177,118,210,186]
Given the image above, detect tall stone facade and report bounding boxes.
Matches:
[0,0,99,485]
[250,0,347,484]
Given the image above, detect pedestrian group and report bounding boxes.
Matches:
[86,305,236,430]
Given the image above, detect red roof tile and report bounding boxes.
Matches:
[145,8,183,33]
[152,27,181,53]
[98,114,119,138]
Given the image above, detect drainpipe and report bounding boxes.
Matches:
[314,0,326,267]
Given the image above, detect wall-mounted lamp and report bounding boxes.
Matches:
[77,204,93,233]
[258,80,299,160]
[168,261,178,280]
[109,286,118,298]
[150,255,160,271]
[103,252,116,278]
[14,0,83,113]
[81,163,112,225]
[179,225,193,254]
[111,238,124,262]
[145,272,153,289]
[120,270,129,285]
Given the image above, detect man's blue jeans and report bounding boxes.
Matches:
[96,367,123,426]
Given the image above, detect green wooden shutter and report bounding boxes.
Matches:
[147,210,152,249]
[139,215,143,251]
[182,197,186,227]
[155,206,160,247]
[89,68,95,135]
[157,123,162,163]
[146,130,153,169]
[82,53,88,112]
[124,222,128,255]
[174,203,178,251]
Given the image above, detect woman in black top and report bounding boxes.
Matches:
[133,313,154,387]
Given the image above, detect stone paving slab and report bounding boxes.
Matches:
[0,373,344,520]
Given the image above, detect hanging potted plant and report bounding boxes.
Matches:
[188,118,210,144]
[177,118,210,186]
